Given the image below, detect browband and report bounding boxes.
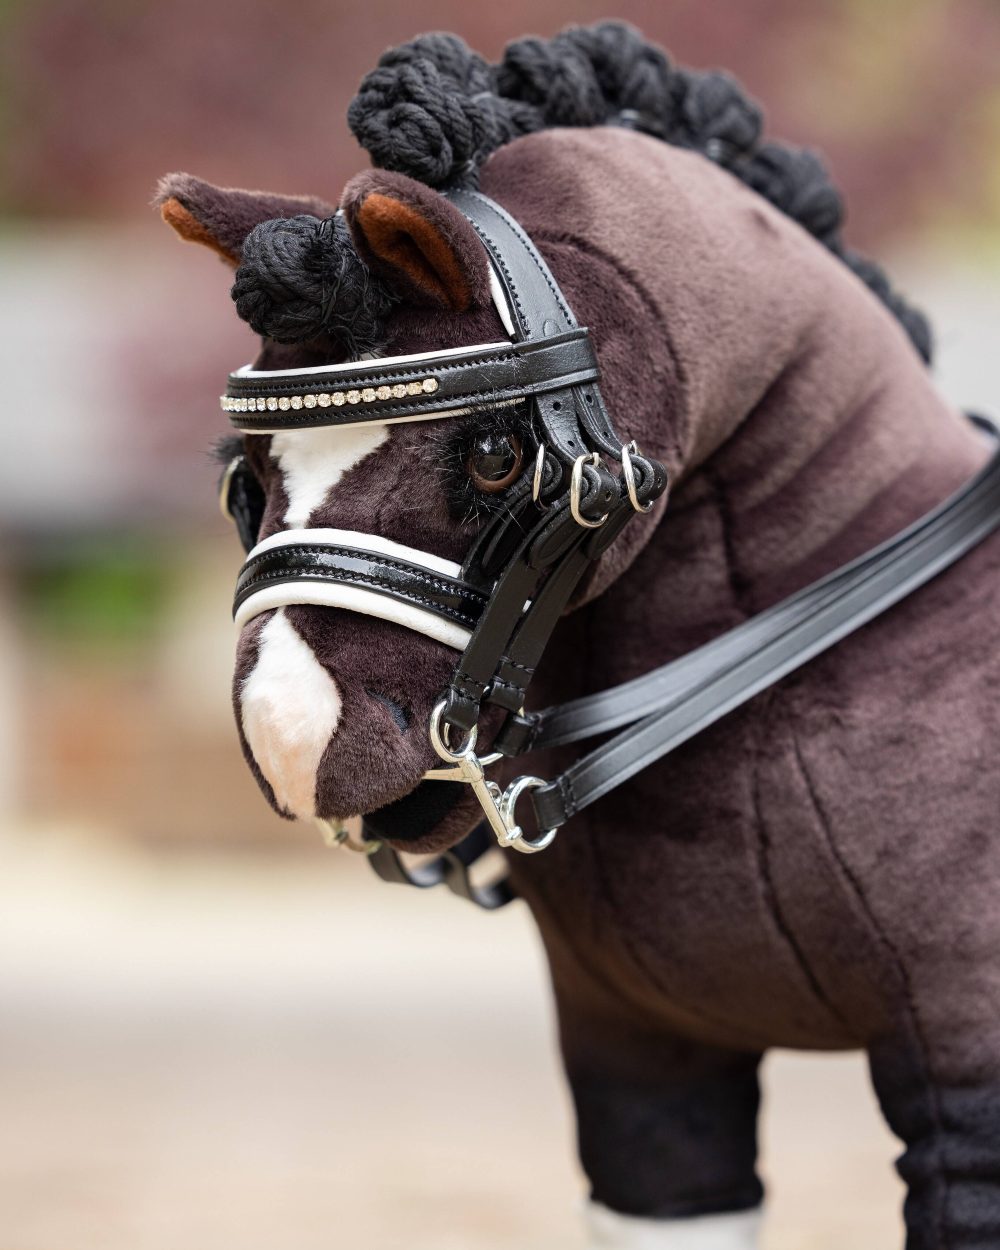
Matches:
[223,328,599,432]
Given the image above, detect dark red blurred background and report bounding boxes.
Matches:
[5,0,1000,242]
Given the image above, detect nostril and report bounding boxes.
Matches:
[365,688,412,734]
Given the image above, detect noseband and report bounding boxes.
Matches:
[220,190,1000,904]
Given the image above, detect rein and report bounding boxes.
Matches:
[220,191,1000,909]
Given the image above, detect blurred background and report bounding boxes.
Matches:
[0,1,998,1247]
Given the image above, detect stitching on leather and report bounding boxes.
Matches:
[531,228,689,467]
[560,774,577,819]
[464,192,575,327]
[452,669,486,696]
[500,657,535,676]
[240,545,484,603]
[471,224,528,335]
[229,334,592,396]
[235,347,515,391]
[236,567,480,625]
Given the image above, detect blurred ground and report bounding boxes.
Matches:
[0,823,905,1250]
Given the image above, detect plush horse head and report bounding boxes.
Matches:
[160,23,1000,1250]
[158,24,937,854]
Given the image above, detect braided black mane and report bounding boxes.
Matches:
[346,22,931,363]
[231,22,930,364]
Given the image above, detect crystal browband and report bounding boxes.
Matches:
[222,376,440,414]
[224,328,601,432]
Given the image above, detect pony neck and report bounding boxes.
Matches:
[482,129,986,620]
[671,311,988,623]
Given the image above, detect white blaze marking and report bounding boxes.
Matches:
[272,423,388,527]
[239,609,343,820]
[585,1204,762,1249]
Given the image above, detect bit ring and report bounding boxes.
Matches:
[498,775,558,854]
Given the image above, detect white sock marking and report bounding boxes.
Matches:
[272,423,388,527]
[585,1204,763,1250]
[239,609,342,819]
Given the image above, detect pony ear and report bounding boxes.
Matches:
[155,173,337,266]
[341,170,491,311]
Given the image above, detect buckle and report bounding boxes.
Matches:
[570,453,610,529]
[425,699,558,855]
[621,440,655,513]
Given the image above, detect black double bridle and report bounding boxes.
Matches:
[221,190,1000,909]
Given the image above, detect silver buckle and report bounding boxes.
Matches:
[621,441,654,513]
[570,452,609,529]
[532,441,548,506]
[426,700,558,854]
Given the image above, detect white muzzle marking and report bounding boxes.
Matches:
[239,608,343,820]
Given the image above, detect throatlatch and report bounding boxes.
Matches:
[220,191,1000,909]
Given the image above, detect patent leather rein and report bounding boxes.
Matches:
[220,190,1000,910]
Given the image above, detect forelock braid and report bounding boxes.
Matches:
[347,32,531,188]
[497,34,607,128]
[345,21,932,362]
[671,69,764,162]
[560,20,676,120]
[742,142,932,360]
[742,143,845,245]
[231,213,397,352]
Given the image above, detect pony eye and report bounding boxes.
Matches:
[466,432,523,493]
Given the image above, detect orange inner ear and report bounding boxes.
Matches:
[160,197,240,266]
[356,193,472,310]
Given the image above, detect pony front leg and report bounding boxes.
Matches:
[552,986,765,1249]
[869,1030,1000,1249]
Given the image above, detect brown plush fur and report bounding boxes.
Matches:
[155,172,335,262]
[159,197,240,265]
[168,126,1000,1246]
[343,169,492,310]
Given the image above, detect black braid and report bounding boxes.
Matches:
[231,213,397,352]
[347,21,932,363]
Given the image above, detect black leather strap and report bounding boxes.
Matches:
[446,189,576,338]
[443,498,583,731]
[448,189,668,501]
[367,822,515,910]
[446,189,597,471]
[489,495,635,718]
[225,331,598,430]
[529,421,1000,830]
[435,191,665,737]
[234,543,488,630]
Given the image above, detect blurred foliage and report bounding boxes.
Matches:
[17,539,171,649]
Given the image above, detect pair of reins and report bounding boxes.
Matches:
[220,191,1000,910]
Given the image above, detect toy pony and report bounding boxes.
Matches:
[157,24,1000,1249]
